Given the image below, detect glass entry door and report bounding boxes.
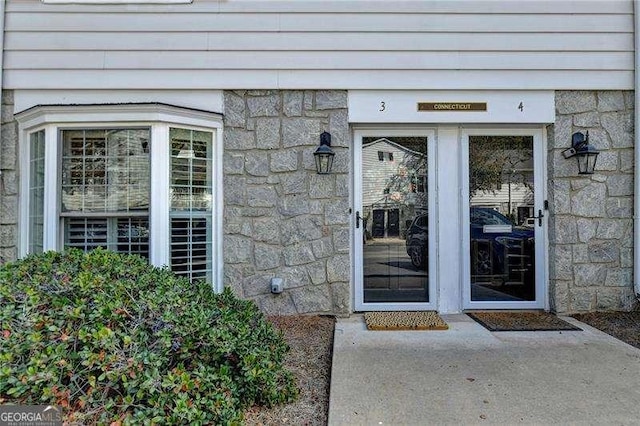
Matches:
[353,130,436,311]
[462,129,545,309]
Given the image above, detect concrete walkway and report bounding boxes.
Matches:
[328,314,640,425]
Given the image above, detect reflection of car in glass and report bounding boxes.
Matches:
[405,214,429,268]
[406,208,534,281]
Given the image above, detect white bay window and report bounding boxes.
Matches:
[17,104,223,290]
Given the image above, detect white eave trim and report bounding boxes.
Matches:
[15,103,223,131]
[42,0,191,3]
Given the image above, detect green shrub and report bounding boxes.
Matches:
[0,248,297,424]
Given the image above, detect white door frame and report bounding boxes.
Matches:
[460,127,548,310]
[352,128,438,311]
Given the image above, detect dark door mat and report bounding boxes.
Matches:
[467,311,582,332]
[364,311,448,330]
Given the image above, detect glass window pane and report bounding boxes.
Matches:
[468,135,535,302]
[361,136,429,303]
[29,130,46,254]
[170,216,212,283]
[64,217,149,258]
[61,128,150,259]
[170,128,213,212]
[61,128,150,213]
[169,128,214,283]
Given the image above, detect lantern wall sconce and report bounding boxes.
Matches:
[314,131,335,174]
[562,131,600,175]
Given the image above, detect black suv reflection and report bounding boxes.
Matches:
[406,208,534,281]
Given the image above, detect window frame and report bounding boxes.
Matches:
[16,104,224,292]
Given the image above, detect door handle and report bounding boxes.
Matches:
[355,211,361,228]
[532,209,544,227]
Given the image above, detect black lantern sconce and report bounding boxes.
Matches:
[562,131,600,175]
[314,131,335,174]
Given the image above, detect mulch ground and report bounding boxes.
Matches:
[244,315,335,426]
[573,311,640,350]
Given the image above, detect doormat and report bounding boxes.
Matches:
[467,311,582,332]
[364,311,448,330]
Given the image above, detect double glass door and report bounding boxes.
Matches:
[354,127,545,312]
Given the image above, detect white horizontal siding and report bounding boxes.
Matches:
[6,33,633,52]
[5,12,633,32]
[3,0,634,90]
[5,70,633,90]
[6,51,631,70]
[5,0,634,14]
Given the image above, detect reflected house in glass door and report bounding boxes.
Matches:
[361,138,427,241]
[360,136,430,304]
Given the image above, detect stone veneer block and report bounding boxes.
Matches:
[278,195,311,217]
[254,243,281,270]
[307,260,327,285]
[283,91,304,117]
[247,95,280,117]
[586,128,611,150]
[224,153,245,175]
[309,175,335,199]
[570,288,596,311]
[1,171,18,196]
[279,266,312,290]
[573,111,600,127]
[281,172,307,195]
[588,241,619,263]
[0,247,17,264]
[570,182,606,217]
[282,117,321,148]
[224,129,256,150]
[224,91,246,127]
[1,123,17,170]
[316,91,348,110]
[270,150,298,172]
[598,91,625,112]
[252,217,280,244]
[281,215,323,245]
[290,284,333,313]
[601,111,634,148]
[224,235,253,264]
[0,196,17,225]
[259,293,298,316]
[607,174,634,197]
[327,254,350,282]
[556,91,596,114]
[246,186,278,208]
[576,218,597,243]
[283,242,315,266]
[605,268,633,287]
[255,117,281,149]
[245,152,270,177]
[329,110,350,147]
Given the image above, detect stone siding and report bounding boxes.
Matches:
[548,90,636,312]
[0,90,18,264]
[223,90,350,315]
